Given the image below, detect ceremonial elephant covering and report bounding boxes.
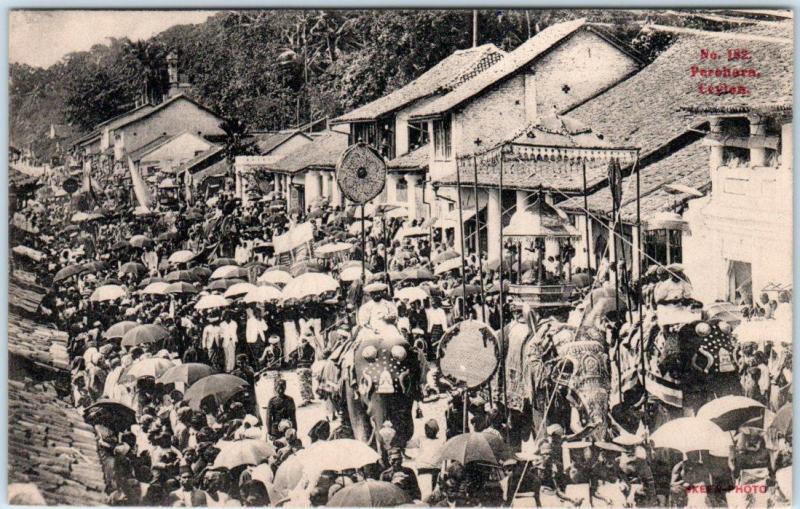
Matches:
[337,322,424,448]
[528,321,610,440]
[617,304,740,415]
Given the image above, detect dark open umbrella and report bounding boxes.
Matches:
[81,260,108,274]
[192,266,212,281]
[184,374,248,410]
[402,267,434,281]
[139,276,166,287]
[110,240,130,251]
[120,262,147,278]
[165,270,199,283]
[84,400,136,433]
[206,278,246,292]
[436,432,514,466]
[165,282,198,295]
[121,324,169,347]
[53,264,84,283]
[327,480,410,507]
[157,363,215,385]
[210,258,238,268]
[104,320,139,340]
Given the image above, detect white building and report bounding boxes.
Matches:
[682,103,793,305]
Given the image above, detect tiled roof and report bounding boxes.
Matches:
[387,145,429,171]
[332,44,505,123]
[559,139,709,223]
[74,95,223,148]
[9,378,106,505]
[411,19,588,119]
[437,156,610,193]
[193,158,229,183]
[174,145,225,175]
[251,131,311,155]
[128,134,174,162]
[104,94,221,132]
[267,130,349,174]
[566,28,792,157]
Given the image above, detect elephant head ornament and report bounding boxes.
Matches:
[341,322,423,448]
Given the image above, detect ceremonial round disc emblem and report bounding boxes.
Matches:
[335,143,386,204]
[437,320,500,389]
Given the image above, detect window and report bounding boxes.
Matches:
[351,122,377,147]
[644,229,683,268]
[408,122,429,151]
[433,115,452,161]
[396,177,408,202]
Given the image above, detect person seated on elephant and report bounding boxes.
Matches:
[654,265,693,304]
[358,286,397,328]
[380,447,422,501]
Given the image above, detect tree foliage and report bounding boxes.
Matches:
[10,9,739,161]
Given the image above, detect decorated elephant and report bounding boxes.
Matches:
[527,320,611,440]
[638,304,741,421]
[337,321,424,448]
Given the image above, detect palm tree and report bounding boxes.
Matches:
[219,119,256,166]
[123,39,168,105]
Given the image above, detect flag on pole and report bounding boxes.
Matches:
[127,156,154,211]
[607,158,623,210]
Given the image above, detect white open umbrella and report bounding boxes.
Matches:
[315,242,353,257]
[195,294,231,310]
[141,282,170,295]
[168,250,196,265]
[395,286,429,302]
[258,270,293,286]
[243,285,284,304]
[224,282,258,299]
[434,257,462,275]
[89,284,127,302]
[340,265,371,282]
[651,417,732,455]
[282,273,339,301]
[211,265,248,280]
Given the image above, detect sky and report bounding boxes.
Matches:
[9,10,220,68]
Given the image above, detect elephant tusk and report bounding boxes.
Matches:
[359,374,373,399]
[398,370,411,393]
[692,348,714,374]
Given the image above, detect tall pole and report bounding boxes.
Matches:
[473,152,488,321]
[361,204,367,283]
[498,148,509,437]
[455,159,469,319]
[581,161,592,274]
[473,10,479,48]
[635,153,646,406]
[582,160,594,309]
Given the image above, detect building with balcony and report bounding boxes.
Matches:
[682,102,792,306]
[556,26,791,285]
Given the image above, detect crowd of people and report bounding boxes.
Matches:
[9,176,793,507]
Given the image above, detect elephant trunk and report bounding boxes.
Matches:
[574,381,609,440]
